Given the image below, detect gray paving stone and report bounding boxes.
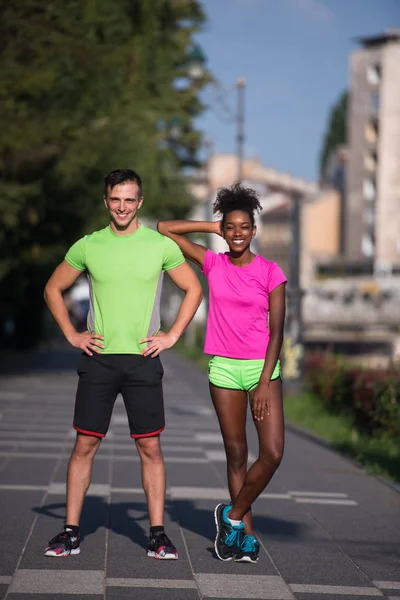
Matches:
[8,569,103,594]
[165,461,224,487]
[261,512,377,587]
[0,458,57,485]
[110,459,145,488]
[106,493,193,580]
[0,584,9,600]
[0,491,44,575]
[195,573,293,599]
[20,494,108,571]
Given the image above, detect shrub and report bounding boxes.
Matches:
[303,352,400,441]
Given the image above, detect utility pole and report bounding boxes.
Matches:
[283,192,304,389]
[236,78,246,181]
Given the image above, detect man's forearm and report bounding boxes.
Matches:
[168,287,203,340]
[44,287,77,342]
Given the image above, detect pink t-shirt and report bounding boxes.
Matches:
[202,250,287,359]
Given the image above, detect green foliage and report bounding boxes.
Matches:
[319,90,348,178]
[304,352,400,441]
[0,0,210,348]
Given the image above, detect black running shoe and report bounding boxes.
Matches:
[214,503,244,561]
[44,530,80,557]
[147,531,179,560]
[234,533,260,563]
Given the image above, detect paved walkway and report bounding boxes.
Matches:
[0,350,399,600]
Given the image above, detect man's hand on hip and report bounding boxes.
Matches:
[67,331,105,356]
[139,331,179,357]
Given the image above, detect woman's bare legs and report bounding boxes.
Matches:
[228,378,284,521]
[209,384,254,534]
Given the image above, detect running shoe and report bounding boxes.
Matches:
[44,529,80,557]
[147,531,179,559]
[214,503,244,561]
[234,533,260,563]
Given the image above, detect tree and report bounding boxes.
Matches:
[319,91,348,179]
[0,0,210,348]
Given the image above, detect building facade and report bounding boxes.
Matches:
[346,29,400,270]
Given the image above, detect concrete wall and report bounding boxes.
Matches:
[346,46,381,260]
[375,42,400,265]
[300,189,340,284]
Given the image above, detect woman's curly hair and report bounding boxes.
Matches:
[213,182,262,226]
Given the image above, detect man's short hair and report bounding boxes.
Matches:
[104,169,143,198]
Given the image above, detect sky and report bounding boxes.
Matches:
[195,0,400,182]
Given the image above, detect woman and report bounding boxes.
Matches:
[158,183,287,564]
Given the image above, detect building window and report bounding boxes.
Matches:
[364,207,375,227]
[363,151,377,172]
[366,64,381,86]
[363,179,376,201]
[362,233,375,258]
[364,121,378,144]
[370,92,380,114]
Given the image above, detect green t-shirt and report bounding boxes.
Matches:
[65,225,184,354]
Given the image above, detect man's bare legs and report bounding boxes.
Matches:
[66,433,102,526]
[135,435,166,526]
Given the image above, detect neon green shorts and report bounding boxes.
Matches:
[208,356,281,392]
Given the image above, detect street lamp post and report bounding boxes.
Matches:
[236,78,246,181]
[283,192,304,389]
[187,45,246,182]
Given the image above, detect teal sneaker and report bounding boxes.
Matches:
[234,533,260,563]
[214,503,244,561]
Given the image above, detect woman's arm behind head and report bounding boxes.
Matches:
[157,220,221,268]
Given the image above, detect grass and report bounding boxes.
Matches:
[285,392,400,484]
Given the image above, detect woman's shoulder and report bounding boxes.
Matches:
[256,255,281,271]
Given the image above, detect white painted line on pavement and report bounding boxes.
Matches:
[0,576,12,584]
[294,498,358,506]
[0,452,68,459]
[195,433,223,443]
[205,449,256,463]
[289,491,349,498]
[0,484,47,492]
[289,584,383,596]
[48,483,110,496]
[0,441,71,449]
[111,487,145,494]
[195,573,294,599]
[169,486,291,501]
[374,581,400,590]
[107,578,197,588]
[260,493,292,500]
[103,442,203,453]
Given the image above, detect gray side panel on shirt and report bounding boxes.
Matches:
[87,274,95,333]
[147,272,164,337]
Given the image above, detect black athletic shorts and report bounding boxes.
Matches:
[73,354,164,439]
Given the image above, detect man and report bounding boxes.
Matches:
[43,168,202,559]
